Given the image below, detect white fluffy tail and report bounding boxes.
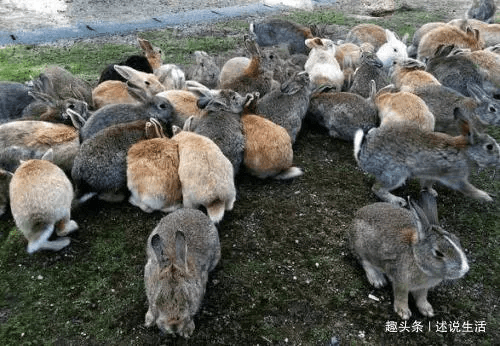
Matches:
[274,166,304,180]
[353,129,365,165]
[206,200,226,224]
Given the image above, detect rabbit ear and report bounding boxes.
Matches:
[368,80,377,101]
[408,197,430,240]
[172,125,182,136]
[467,83,488,102]
[419,190,439,226]
[151,234,170,269]
[41,148,54,162]
[175,231,187,269]
[65,108,86,129]
[28,91,56,106]
[127,85,149,102]
[183,116,195,131]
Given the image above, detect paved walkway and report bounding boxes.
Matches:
[0,0,335,46]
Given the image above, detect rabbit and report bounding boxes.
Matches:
[241,94,303,180]
[349,51,390,98]
[255,71,312,143]
[249,19,314,55]
[375,85,435,131]
[345,23,389,52]
[425,44,486,97]
[417,25,484,63]
[92,65,166,109]
[407,22,447,58]
[351,190,469,320]
[390,58,441,93]
[184,88,253,175]
[375,29,409,68]
[9,149,78,254]
[0,120,80,173]
[412,82,500,135]
[172,126,236,223]
[80,86,174,142]
[156,89,206,127]
[185,51,221,89]
[466,0,497,24]
[335,42,364,71]
[0,81,35,123]
[449,18,500,47]
[307,80,379,141]
[304,37,344,91]
[144,208,221,337]
[71,119,153,202]
[31,65,93,107]
[154,64,186,90]
[219,37,279,97]
[353,112,500,206]
[137,37,164,71]
[447,47,500,96]
[0,146,42,173]
[127,118,182,213]
[21,80,89,125]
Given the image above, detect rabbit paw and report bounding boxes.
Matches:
[395,305,412,320]
[388,195,407,208]
[417,301,435,318]
[57,220,78,236]
[362,261,387,288]
[145,310,155,328]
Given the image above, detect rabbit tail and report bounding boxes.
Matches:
[206,199,226,223]
[26,223,70,254]
[353,129,365,165]
[275,166,304,180]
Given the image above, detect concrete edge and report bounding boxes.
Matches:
[0,3,286,46]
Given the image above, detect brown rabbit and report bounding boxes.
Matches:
[127,119,182,213]
[9,149,78,254]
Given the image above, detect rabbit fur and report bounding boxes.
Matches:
[0,82,36,123]
[304,37,344,91]
[307,80,379,141]
[255,71,312,143]
[81,86,174,142]
[349,51,390,98]
[184,88,252,176]
[241,95,303,180]
[9,149,78,254]
[354,114,500,206]
[172,127,236,223]
[466,0,497,24]
[144,208,221,337]
[127,119,182,213]
[351,191,469,320]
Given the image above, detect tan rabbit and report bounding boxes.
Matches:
[417,25,484,62]
[241,94,303,180]
[127,119,182,213]
[9,149,78,254]
[390,58,441,93]
[304,37,344,91]
[351,191,469,320]
[144,208,220,337]
[172,126,236,223]
[138,37,163,71]
[375,86,435,131]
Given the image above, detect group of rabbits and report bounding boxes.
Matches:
[0,1,499,335]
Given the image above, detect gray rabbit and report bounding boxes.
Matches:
[354,112,500,206]
[0,82,35,123]
[351,191,469,320]
[144,208,221,337]
[79,86,173,142]
[307,80,378,141]
[467,0,497,23]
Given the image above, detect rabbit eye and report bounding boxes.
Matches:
[145,81,150,86]
[489,106,496,112]
[393,48,397,52]
[433,249,444,258]
[68,104,75,109]
[486,144,494,150]
[159,103,167,109]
